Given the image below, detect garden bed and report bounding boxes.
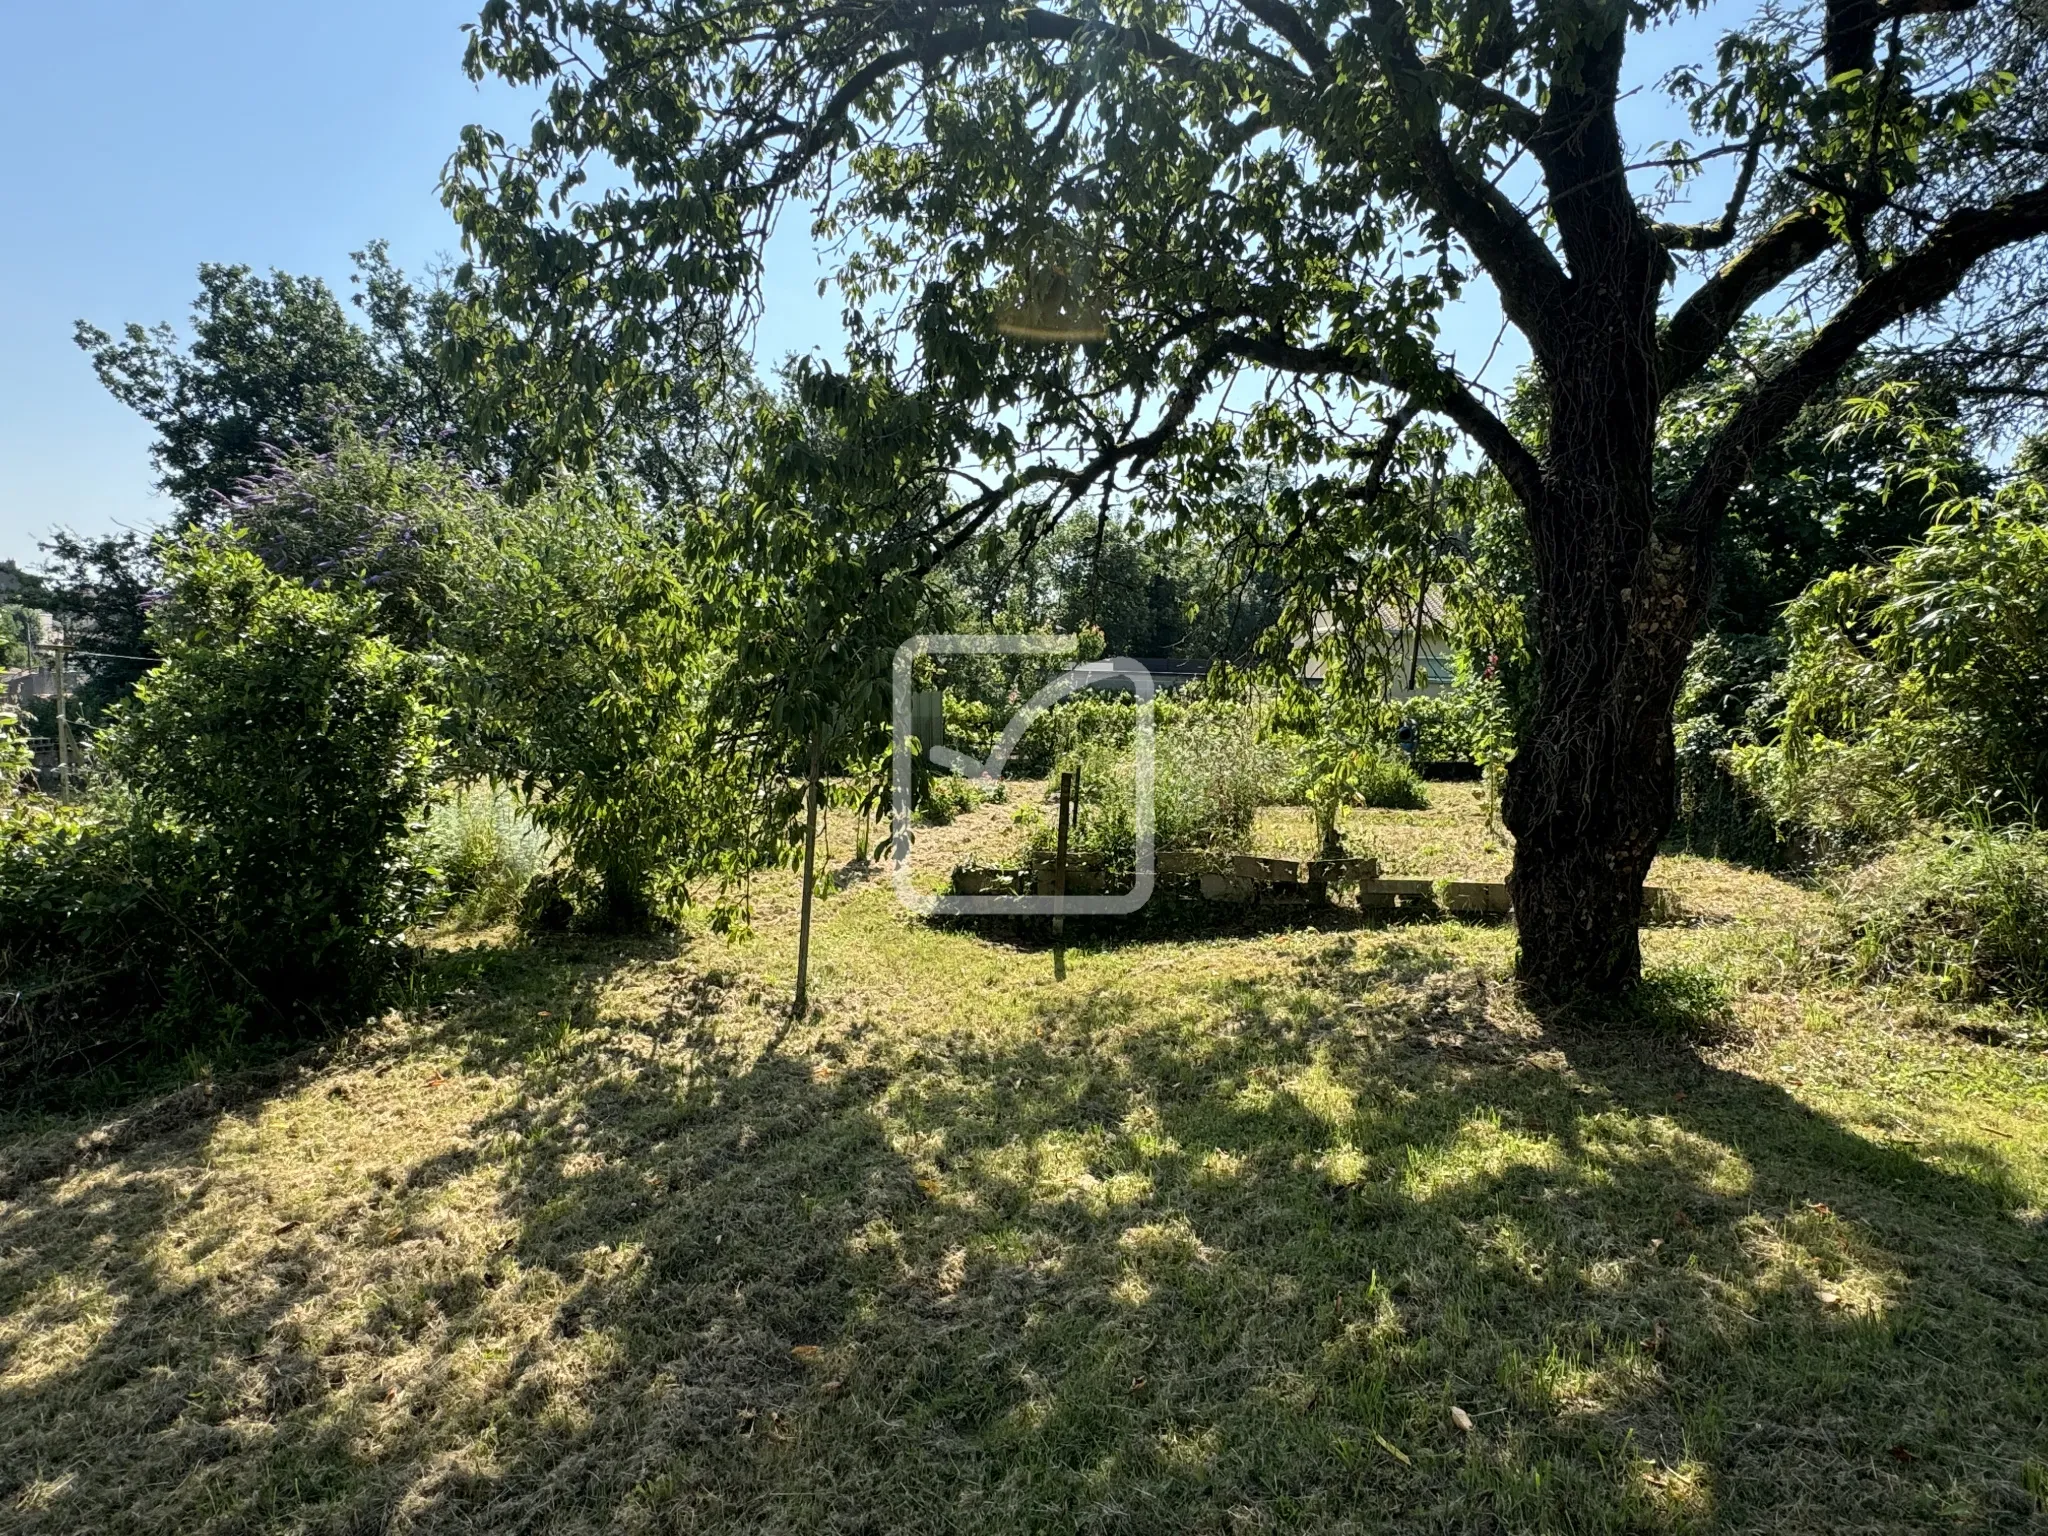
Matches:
[951,854,1680,921]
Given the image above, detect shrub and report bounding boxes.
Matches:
[1664,631,1788,863]
[437,488,753,931]
[918,772,984,826]
[1359,753,1428,809]
[1299,738,1427,851]
[0,798,160,1086]
[941,689,1276,782]
[100,538,436,1016]
[1670,716,1784,865]
[1833,828,2048,1006]
[220,431,503,650]
[1396,679,1515,768]
[0,536,435,1093]
[220,440,760,933]
[941,695,1001,761]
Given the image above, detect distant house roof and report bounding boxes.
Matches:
[1372,591,1449,632]
[1299,596,1455,686]
[1087,657,1212,693]
[3,666,57,703]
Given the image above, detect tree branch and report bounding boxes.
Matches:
[1433,384,1546,510]
[1527,13,1646,290]
[1236,0,1331,79]
[1650,127,1767,252]
[1656,206,1837,395]
[1665,181,2048,539]
[1361,0,1568,352]
[1429,64,1542,146]
[1210,332,1545,508]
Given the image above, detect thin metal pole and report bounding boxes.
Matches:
[794,730,824,1015]
[1408,460,1442,694]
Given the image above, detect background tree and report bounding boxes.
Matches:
[77,251,438,521]
[944,513,1281,665]
[79,242,740,523]
[690,361,963,995]
[448,0,2048,999]
[0,561,36,670]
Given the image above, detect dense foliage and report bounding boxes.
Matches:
[1659,339,1987,637]
[0,704,30,794]
[220,431,503,651]
[1733,477,2048,843]
[195,434,773,931]
[0,539,435,1094]
[442,492,749,929]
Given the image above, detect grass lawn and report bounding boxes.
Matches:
[3,788,2046,1532]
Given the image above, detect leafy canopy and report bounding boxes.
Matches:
[447,0,2048,566]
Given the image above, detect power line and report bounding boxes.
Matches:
[20,644,157,665]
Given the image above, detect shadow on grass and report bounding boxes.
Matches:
[2,927,2044,1533]
[0,931,905,1532]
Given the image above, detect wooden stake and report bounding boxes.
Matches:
[1053,769,1073,942]
[794,730,823,1015]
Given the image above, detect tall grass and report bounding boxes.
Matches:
[1833,826,2048,1006]
[416,784,555,926]
[1041,714,1301,857]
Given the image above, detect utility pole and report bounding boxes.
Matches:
[53,642,74,803]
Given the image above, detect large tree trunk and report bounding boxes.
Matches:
[1502,206,1712,1002]
[1503,529,1708,1000]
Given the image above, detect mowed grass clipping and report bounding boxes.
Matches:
[3,790,2047,1533]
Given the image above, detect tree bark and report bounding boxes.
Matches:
[1505,378,1717,997]
[1504,531,1709,1000]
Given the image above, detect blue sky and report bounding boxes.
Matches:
[0,1,1736,562]
[0,0,843,558]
